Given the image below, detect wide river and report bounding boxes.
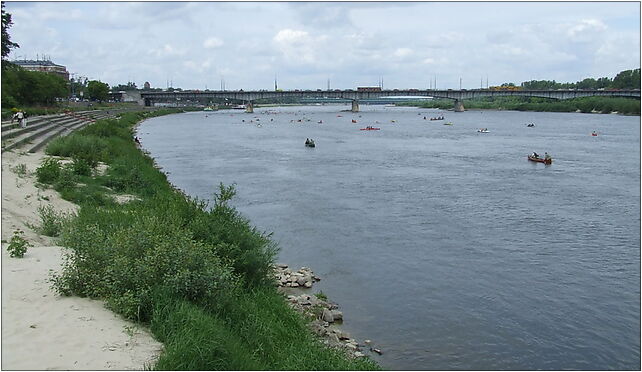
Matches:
[138,105,640,370]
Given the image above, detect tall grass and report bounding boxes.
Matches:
[43,109,378,370]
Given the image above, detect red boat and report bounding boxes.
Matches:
[528,155,552,164]
[360,126,380,131]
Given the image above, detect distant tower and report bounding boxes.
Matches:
[274,74,278,91]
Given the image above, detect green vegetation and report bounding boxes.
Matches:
[36,205,69,237]
[400,95,640,115]
[11,163,27,177]
[37,109,377,370]
[86,80,109,102]
[7,229,31,258]
[519,68,640,90]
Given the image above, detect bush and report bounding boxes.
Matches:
[36,157,61,184]
[37,204,70,237]
[7,229,31,258]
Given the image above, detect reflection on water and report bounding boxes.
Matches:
[139,105,640,370]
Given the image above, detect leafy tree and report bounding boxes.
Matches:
[1,3,18,62]
[111,81,137,91]
[611,69,641,89]
[86,80,109,101]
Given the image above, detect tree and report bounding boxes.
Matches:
[611,69,641,89]
[86,80,109,101]
[2,3,19,67]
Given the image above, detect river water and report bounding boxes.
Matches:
[138,105,640,370]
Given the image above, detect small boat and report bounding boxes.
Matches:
[443,122,453,126]
[305,142,315,148]
[477,128,490,133]
[430,117,445,121]
[528,155,552,164]
[526,123,535,127]
[352,119,357,123]
[360,126,380,131]
[591,131,598,136]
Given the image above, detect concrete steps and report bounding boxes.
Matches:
[1,107,156,154]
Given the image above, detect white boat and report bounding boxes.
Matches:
[477,128,490,133]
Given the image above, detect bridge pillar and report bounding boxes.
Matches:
[454,99,465,112]
[245,101,254,113]
[351,100,359,113]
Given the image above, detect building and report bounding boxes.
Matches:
[144,81,151,90]
[12,59,70,81]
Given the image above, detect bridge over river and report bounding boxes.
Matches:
[130,89,640,112]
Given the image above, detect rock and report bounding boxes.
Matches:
[354,351,365,358]
[330,310,343,321]
[322,308,334,322]
[276,263,288,269]
[304,281,313,288]
[291,282,299,287]
[296,276,307,286]
[345,342,358,350]
[371,348,383,355]
[364,339,372,345]
[336,330,351,340]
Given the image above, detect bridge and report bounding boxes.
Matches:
[130,89,640,113]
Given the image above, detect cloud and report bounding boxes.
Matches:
[567,18,607,39]
[273,29,310,44]
[393,48,413,58]
[203,37,224,49]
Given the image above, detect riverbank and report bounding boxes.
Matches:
[1,149,162,370]
[2,110,378,370]
[398,96,641,115]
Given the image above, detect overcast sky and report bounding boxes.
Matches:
[4,1,640,90]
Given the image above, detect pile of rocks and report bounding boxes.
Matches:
[272,264,381,359]
[273,264,320,288]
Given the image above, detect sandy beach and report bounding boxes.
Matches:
[1,149,162,370]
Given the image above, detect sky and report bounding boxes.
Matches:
[4,1,641,90]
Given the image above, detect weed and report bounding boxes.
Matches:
[11,163,27,177]
[37,205,70,237]
[316,290,328,301]
[36,158,61,184]
[7,229,32,258]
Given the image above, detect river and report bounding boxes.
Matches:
[138,105,640,370]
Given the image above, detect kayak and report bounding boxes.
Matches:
[528,155,552,164]
[360,127,380,131]
[443,122,453,125]
[477,129,490,133]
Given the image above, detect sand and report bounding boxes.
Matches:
[1,149,162,370]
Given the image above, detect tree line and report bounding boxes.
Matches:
[518,69,640,90]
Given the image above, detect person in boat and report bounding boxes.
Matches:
[544,152,551,161]
[305,138,310,145]
[532,152,539,158]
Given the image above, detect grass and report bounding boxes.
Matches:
[40,109,378,370]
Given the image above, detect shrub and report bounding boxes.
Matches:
[36,157,61,184]
[7,229,31,258]
[71,156,92,176]
[37,205,70,237]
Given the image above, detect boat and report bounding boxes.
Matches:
[477,128,490,133]
[430,116,445,121]
[528,155,552,164]
[360,126,380,131]
[443,122,453,126]
[591,131,598,136]
[352,119,357,123]
[305,142,315,148]
[526,123,535,127]
[203,106,215,111]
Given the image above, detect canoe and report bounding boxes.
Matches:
[305,143,315,148]
[443,122,453,125]
[528,155,552,164]
[360,127,380,130]
[477,129,489,133]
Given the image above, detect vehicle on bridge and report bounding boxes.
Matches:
[357,86,382,92]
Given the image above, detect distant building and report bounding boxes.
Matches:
[12,59,70,81]
[144,81,151,90]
